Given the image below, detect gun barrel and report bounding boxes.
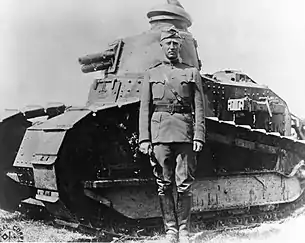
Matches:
[78,50,115,65]
[81,61,112,73]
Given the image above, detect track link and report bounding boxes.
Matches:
[14,116,305,241]
[42,189,305,242]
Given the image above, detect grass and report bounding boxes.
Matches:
[1,207,305,242]
[0,209,165,242]
[0,209,92,242]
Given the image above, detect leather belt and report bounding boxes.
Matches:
[153,104,191,114]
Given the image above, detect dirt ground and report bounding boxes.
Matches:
[1,207,305,243]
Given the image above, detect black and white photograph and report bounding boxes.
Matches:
[0,0,305,242]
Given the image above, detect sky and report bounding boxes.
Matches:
[0,0,304,117]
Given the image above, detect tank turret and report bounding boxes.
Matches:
[78,0,201,106]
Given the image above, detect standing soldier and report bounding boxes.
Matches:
[139,26,205,243]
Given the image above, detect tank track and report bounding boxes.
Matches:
[9,113,305,242]
[47,189,305,242]
[195,116,305,233]
[41,117,305,241]
[193,190,305,231]
[206,116,305,160]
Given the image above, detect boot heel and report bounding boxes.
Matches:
[177,193,192,243]
[159,194,178,243]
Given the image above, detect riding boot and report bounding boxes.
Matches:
[177,193,192,243]
[159,193,178,243]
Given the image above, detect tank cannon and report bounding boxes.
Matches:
[78,50,115,66]
[78,40,123,74]
[79,51,114,73]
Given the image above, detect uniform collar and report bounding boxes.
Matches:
[162,57,181,66]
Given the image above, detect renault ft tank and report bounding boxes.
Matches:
[2,0,305,234]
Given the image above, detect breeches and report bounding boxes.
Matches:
[152,143,197,195]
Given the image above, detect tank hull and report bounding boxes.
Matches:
[5,98,305,231]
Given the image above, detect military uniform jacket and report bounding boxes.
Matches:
[139,60,206,144]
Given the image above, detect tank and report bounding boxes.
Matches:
[2,0,305,234]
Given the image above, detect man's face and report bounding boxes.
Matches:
[160,38,182,61]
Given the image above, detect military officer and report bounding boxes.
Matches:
[139,26,205,243]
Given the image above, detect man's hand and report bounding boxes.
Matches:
[193,141,204,152]
[139,141,152,155]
